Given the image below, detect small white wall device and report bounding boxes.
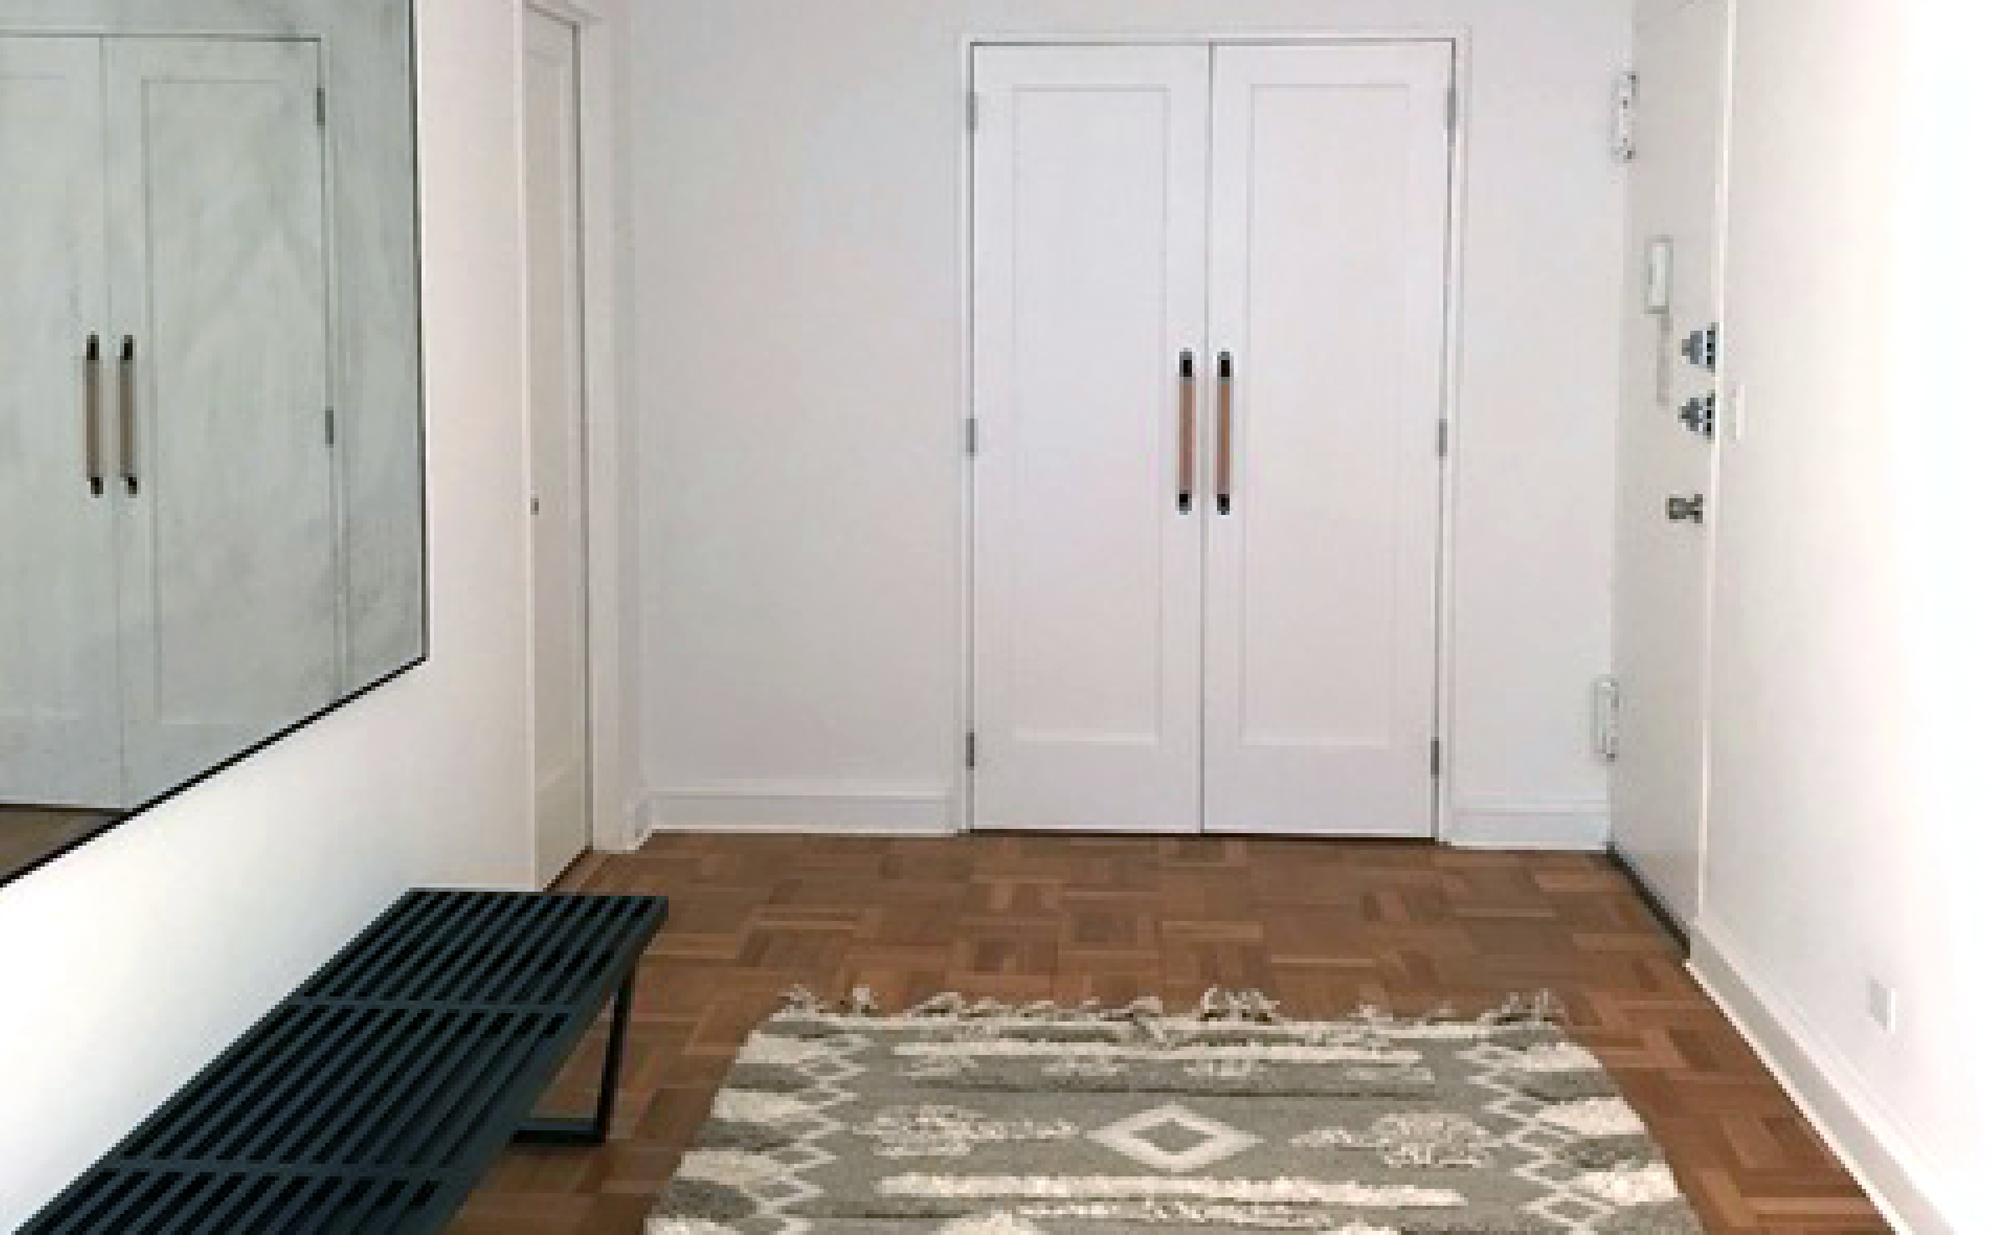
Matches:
[1645,237,1674,315]
[1613,71,1639,162]
[1594,676,1622,762]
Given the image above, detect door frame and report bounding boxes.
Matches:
[520,0,632,868]
[957,30,1472,838]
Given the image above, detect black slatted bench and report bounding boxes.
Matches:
[22,889,669,1235]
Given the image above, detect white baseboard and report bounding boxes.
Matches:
[1690,922,1964,1235]
[1442,798,1609,851]
[640,784,962,836]
[643,788,1609,849]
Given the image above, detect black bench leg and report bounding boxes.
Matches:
[514,974,635,1147]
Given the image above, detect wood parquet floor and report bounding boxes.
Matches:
[449,834,1891,1235]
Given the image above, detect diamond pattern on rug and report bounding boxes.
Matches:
[1086,1103,1262,1174]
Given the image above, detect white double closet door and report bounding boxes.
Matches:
[971,42,1453,836]
[0,36,336,807]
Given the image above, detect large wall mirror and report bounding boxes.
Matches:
[0,0,425,885]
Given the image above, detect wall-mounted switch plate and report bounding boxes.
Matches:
[1645,237,1674,315]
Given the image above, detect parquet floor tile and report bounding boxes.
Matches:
[449,834,1890,1235]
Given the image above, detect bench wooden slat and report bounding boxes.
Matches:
[302,892,658,1008]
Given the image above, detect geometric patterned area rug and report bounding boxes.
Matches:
[648,988,1706,1235]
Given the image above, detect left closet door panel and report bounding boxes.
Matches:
[0,38,121,807]
[971,46,1211,833]
[105,39,338,798]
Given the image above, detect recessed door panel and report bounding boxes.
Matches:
[971,46,1209,833]
[0,38,120,807]
[106,38,338,800]
[1203,44,1452,836]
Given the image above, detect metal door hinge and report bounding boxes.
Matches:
[1445,82,1459,132]
[1437,420,1450,458]
[1680,392,1716,439]
[968,91,979,133]
[1430,739,1443,779]
[316,87,327,128]
[966,732,978,769]
[324,406,336,447]
[1682,323,1720,371]
[966,418,979,457]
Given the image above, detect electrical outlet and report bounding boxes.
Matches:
[1867,978,1899,1034]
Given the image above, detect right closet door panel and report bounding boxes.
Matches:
[105,38,339,800]
[1203,44,1454,836]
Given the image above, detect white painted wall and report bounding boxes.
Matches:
[1693,1,2000,1230]
[627,0,1632,844]
[0,0,540,1224]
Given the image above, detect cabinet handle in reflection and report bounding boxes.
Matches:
[84,333,104,496]
[119,335,138,496]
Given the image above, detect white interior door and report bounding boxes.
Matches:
[1203,44,1453,837]
[0,38,122,808]
[970,45,1210,833]
[524,7,592,884]
[1612,0,1730,928]
[106,38,339,802]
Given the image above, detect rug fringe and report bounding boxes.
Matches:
[1353,990,1566,1028]
[775,985,1564,1027]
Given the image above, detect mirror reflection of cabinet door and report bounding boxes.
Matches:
[105,39,339,799]
[0,38,122,808]
[0,35,336,808]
